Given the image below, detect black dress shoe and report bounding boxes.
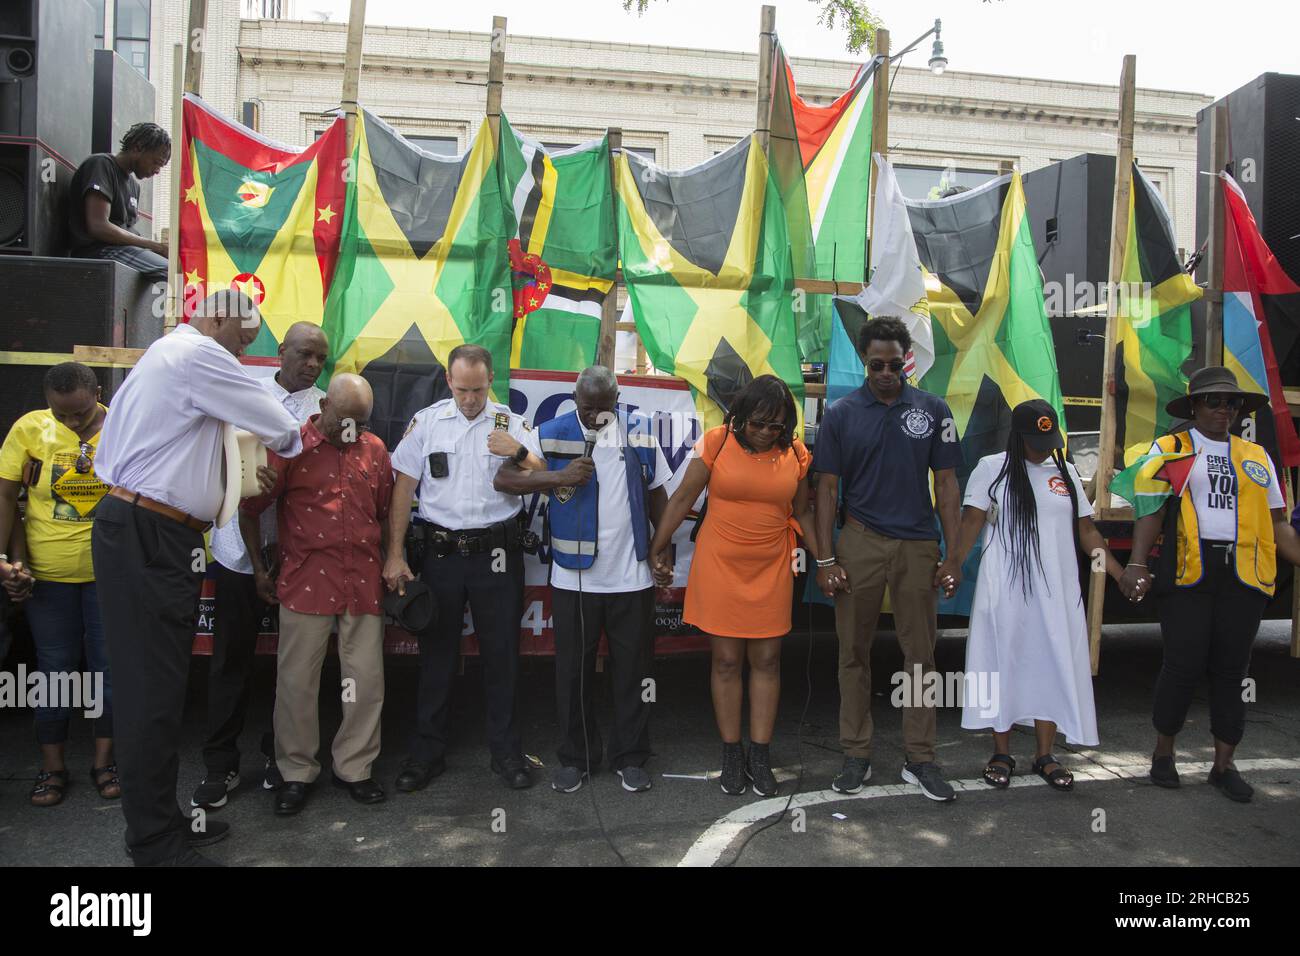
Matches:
[332,773,386,804]
[274,781,309,815]
[124,819,230,859]
[395,757,446,793]
[491,756,535,790]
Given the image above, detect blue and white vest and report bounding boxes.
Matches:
[539,409,657,571]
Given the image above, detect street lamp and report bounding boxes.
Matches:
[892,18,948,76]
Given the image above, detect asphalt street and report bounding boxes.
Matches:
[2,621,1298,867]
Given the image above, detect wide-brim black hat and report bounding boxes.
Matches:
[1165,365,1269,420]
[383,579,435,634]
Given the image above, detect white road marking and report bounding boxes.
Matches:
[677,757,1300,867]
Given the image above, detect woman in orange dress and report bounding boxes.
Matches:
[649,375,825,797]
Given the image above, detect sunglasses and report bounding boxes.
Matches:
[747,419,786,434]
[1198,395,1243,410]
[867,359,906,373]
[74,441,94,475]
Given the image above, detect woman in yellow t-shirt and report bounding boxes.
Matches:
[0,363,118,807]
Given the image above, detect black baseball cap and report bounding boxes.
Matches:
[383,579,435,634]
[1012,398,1064,452]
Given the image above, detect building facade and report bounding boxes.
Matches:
[139,1,1210,257]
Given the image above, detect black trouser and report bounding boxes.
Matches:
[202,561,269,775]
[1153,541,1269,747]
[551,586,655,772]
[409,546,524,764]
[92,495,204,866]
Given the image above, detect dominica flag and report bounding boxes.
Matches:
[1221,171,1300,468]
[767,42,880,362]
[320,111,514,446]
[1112,163,1199,466]
[615,135,804,433]
[497,114,616,371]
[910,172,1066,482]
[177,94,346,355]
[1110,448,1199,517]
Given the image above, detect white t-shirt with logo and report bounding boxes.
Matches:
[1147,429,1283,541]
[550,422,671,594]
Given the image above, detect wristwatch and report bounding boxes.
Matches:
[511,445,529,465]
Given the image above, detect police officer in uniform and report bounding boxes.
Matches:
[385,345,592,790]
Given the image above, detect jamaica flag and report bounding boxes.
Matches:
[177,93,346,355]
[497,114,616,371]
[320,112,514,446]
[615,135,804,432]
[910,172,1065,481]
[1113,163,1199,466]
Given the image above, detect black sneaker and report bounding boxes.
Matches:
[719,742,747,795]
[1150,754,1180,789]
[831,757,872,794]
[191,770,239,809]
[551,766,587,793]
[1208,765,1253,803]
[746,743,779,797]
[902,761,957,802]
[260,732,284,791]
[615,766,652,792]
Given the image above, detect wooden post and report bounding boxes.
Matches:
[164,43,184,331]
[485,15,507,142]
[341,0,368,154]
[867,29,890,266]
[596,128,622,370]
[754,6,776,152]
[1086,53,1136,675]
[183,0,207,95]
[1204,102,1229,367]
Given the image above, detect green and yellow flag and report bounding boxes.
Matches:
[1110,447,1198,517]
[615,135,804,432]
[913,172,1065,476]
[321,111,514,397]
[497,114,616,371]
[177,93,346,355]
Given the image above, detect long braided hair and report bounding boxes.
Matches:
[989,431,1083,600]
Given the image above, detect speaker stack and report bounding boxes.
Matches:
[0,0,96,256]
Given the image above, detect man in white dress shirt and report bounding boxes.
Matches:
[93,290,303,866]
[191,322,329,812]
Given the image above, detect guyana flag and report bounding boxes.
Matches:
[177,94,346,355]
[497,114,616,371]
[767,41,880,362]
[321,111,514,446]
[1113,163,1199,466]
[1110,448,1198,518]
[911,172,1065,481]
[615,135,804,432]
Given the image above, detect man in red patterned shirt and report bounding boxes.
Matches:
[239,373,394,815]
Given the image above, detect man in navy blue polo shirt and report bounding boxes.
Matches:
[813,317,963,802]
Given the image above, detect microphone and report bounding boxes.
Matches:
[582,428,597,458]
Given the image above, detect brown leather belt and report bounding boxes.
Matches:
[108,487,213,533]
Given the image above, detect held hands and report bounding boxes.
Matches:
[383,554,414,596]
[561,457,595,487]
[650,549,674,587]
[934,558,961,599]
[255,464,278,496]
[816,563,851,598]
[487,431,522,459]
[1118,564,1154,603]
[0,559,35,603]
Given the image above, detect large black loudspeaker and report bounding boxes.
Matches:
[1196,73,1300,380]
[93,48,156,225]
[1021,154,1115,433]
[0,0,96,256]
[0,256,160,438]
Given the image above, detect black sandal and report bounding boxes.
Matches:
[982,753,1015,789]
[1033,753,1074,791]
[30,769,69,807]
[91,764,121,800]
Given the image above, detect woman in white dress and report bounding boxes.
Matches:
[948,399,1127,791]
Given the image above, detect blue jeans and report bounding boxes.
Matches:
[25,580,114,745]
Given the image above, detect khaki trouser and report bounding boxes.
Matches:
[274,607,384,784]
[834,520,940,763]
